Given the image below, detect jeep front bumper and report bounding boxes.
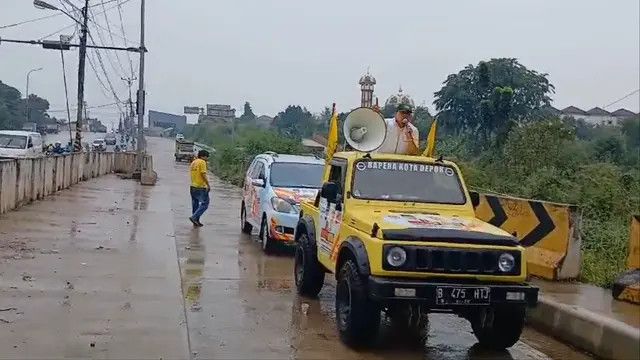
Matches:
[368,276,538,307]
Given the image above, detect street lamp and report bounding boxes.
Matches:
[33,0,82,25]
[25,67,43,123]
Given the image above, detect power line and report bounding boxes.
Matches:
[36,0,133,41]
[0,0,129,30]
[0,13,62,30]
[48,101,123,112]
[116,0,135,76]
[603,89,640,109]
[87,8,128,76]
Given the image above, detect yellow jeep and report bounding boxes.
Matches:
[293,151,538,348]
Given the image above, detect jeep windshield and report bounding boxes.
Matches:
[351,160,466,204]
[0,134,28,149]
[270,162,324,188]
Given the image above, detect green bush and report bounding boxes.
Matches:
[187,123,304,186]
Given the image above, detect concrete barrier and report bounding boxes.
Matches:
[0,152,137,215]
[471,192,582,280]
[612,215,640,304]
[527,295,640,360]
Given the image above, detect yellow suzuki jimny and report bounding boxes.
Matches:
[293,151,538,349]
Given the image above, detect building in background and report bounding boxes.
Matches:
[197,104,236,124]
[359,71,376,108]
[149,110,187,134]
[255,115,274,128]
[560,106,637,125]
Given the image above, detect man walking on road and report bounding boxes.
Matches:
[189,150,210,227]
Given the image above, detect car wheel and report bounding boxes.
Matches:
[336,259,380,347]
[240,204,253,234]
[294,233,324,297]
[260,216,275,253]
[470,306,526,350]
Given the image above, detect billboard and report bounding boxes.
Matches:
[184,106,201,114]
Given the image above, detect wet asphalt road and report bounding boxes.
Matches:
[0,137,593,359]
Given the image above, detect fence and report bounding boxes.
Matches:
[0,152,142,215]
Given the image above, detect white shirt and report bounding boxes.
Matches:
[375,118,419,154]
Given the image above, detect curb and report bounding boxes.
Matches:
[526,295,640,360]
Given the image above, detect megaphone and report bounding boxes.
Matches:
[343,107,387,152]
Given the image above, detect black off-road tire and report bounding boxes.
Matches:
[294,233,325,297]
[470,306,526,350]
[259,216,275,253]
[240,204,252,234]
[336,259,380,347]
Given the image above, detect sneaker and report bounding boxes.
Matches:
[195,220,204,227]
[188,217,198,226]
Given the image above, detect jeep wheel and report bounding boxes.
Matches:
[470,306,526,350]
[240,204,252,234]
[294,233,324,297]
[336,259,380,347]
[259,216,275,253]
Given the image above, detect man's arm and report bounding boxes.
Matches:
[200,162,210,189]
[404,126,420,155]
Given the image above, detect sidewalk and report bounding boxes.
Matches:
[528,279,640,360]
[0,154,189,358]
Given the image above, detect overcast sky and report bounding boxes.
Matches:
[1,0,638,129]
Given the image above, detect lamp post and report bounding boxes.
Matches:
[25,67,43,123]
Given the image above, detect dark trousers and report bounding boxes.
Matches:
[190,186,210,221]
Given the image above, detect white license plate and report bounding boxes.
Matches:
[436,286,490,305]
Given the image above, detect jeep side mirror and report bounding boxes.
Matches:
[320,182,340,203]
[251,178,265,187]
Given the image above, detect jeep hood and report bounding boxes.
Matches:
[350,212,519,247]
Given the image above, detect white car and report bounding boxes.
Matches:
[0,130,43,158]
[92,139,106,151]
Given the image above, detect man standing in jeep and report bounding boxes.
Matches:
[375,103,419,155]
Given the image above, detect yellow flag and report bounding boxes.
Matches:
[423,119,437,157]
[325,104,339,163]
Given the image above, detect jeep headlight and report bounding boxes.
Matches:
[271,197,294,213]
[386,247,407,267]
[498,253,515,272]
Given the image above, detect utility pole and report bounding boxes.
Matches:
[74,0,89,152]
[121,76,136,143]
[135,0,146,173]
[60,44,73,145]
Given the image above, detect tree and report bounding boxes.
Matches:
[0,81,23,129]
[433,58,554,145]
[239,101,256,122]
[272,105,315,138]
[21,94,51,125]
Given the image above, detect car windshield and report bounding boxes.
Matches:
[351,160,466,204]
[270,162,324,188]
[0,135,28,149]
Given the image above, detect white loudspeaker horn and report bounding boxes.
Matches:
[343,107,387,152]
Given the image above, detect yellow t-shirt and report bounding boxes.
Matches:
[190,158,208,188]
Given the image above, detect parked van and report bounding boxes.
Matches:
[0,130,44,158]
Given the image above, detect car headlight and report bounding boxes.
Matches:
[386,247,407,267]
[498,253,515,272]
[271,197,294,213]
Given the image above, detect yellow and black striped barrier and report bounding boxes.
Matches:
[612,215,640,304]
[470,192,581,280]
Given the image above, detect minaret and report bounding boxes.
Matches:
[359,70,376,108]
